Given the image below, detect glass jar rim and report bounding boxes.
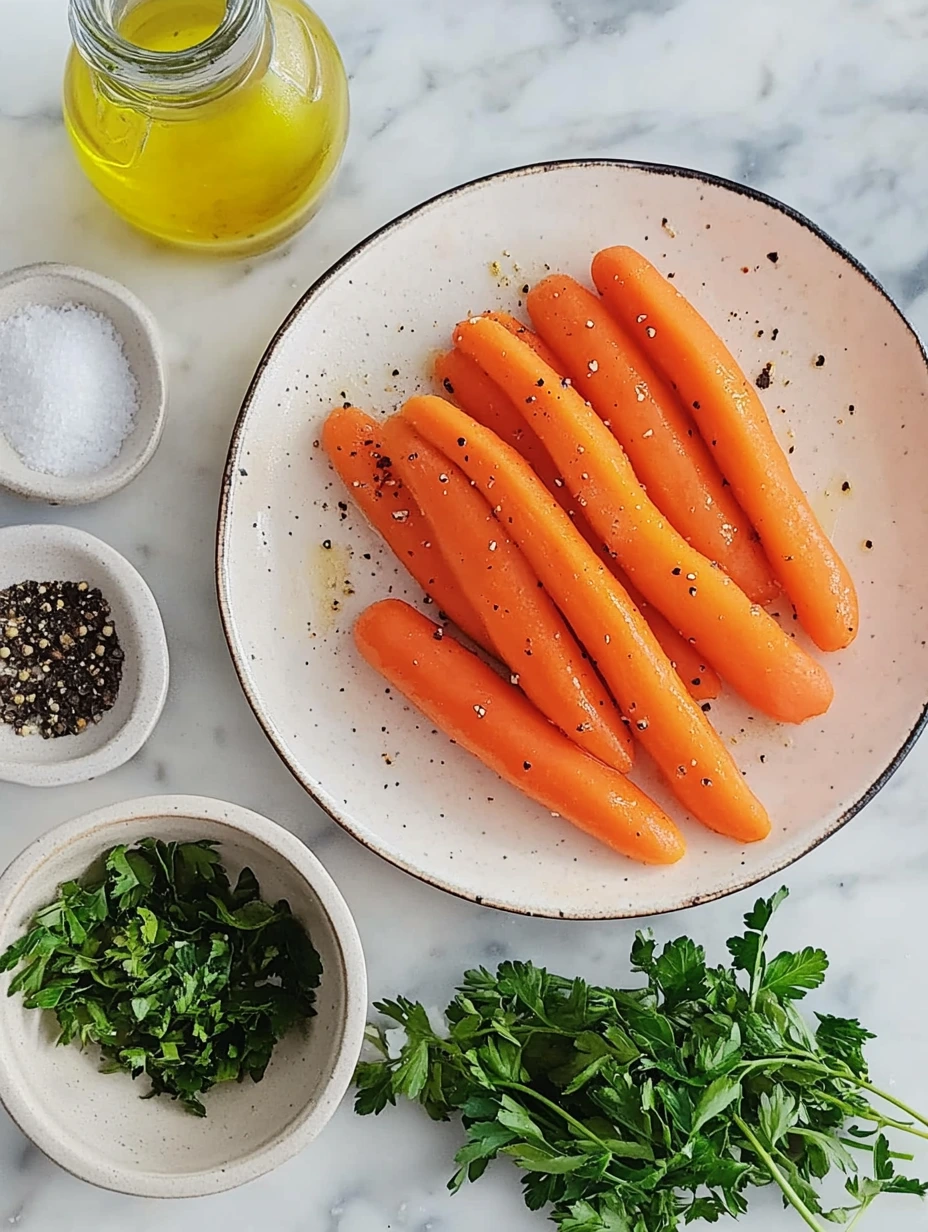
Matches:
[68,0,266,96]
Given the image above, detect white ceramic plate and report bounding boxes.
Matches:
[0,796,367,1196]
[217,161,928,919]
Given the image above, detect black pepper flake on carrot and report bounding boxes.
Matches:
[701,702,712,712]
[442,377,454,394]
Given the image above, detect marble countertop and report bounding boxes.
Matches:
[3,0,928,1228]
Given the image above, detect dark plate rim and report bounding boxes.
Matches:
[216,157,928,920]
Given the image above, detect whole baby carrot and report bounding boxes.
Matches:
[321,405,489,648]
[354,599,684,864]
[441,335,719,700]
[383,416,634,773]
[451,316,833,725]
[401,394,771,844]
[527,274,779,604]
[591,246,858,652]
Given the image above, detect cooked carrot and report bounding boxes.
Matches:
[527,274,779,605]
[592,246,858,652]
[618,576,720,701]
[451,317,833,725]
[433,350,565,500]
[401,395,771,843]
[354,599,684,864]
[439,338,719,700]
[383,416,634,773]
[481,310,564,369]
[321,405,489,648]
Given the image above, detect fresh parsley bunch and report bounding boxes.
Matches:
[356,889,926,1230]
[0,838,322,1116]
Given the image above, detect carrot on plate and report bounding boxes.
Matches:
[451,316,833,725]
[591,246,858,652]
[481,310,564,369]
[433,349,565,500]
[321,404,489,649]
[354,599,684,864]
[618,577,720,701]
[439,336,719,701]
[401,394,771,843]
[383,416,634,773]
[527,274,779,605]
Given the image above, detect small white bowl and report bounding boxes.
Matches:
[0,795,367,1197]
[0,524,169,786]
[0,263,165,504]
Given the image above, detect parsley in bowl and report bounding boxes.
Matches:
[0,795,366,1196]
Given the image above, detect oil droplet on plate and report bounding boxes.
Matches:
[309,540,353,635]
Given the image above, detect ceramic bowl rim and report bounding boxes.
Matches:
[215,157,928,921]
[0,793,368,1197]
[0,523,169,786]
[0,261,166,505]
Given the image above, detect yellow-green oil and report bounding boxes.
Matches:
[64,0,349,254]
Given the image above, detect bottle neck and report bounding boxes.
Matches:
[68,0,269,103]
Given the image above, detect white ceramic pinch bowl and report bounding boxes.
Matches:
[0,262,165,504]
[0,524,168,786]
[0,795,367,1197]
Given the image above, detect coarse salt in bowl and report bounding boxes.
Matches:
[0,263,165,505]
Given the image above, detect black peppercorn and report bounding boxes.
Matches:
[0,581,123,738]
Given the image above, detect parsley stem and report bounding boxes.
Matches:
[857,1081,928,1132]
[814,1089,928,1142]
[498,1081,610,1149]
[843,1197,873,1232]
[733,1115,825,1232]
[838,1137,914,1161]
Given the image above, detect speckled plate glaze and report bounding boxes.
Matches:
[0,796,367,1197]
[217,160,928,920]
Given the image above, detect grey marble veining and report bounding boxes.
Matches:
[2,0,928,1228]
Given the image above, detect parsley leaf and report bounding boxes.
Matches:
[1,839,322,1115]
[763,946,829,1000]
[356,887,928,1230]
